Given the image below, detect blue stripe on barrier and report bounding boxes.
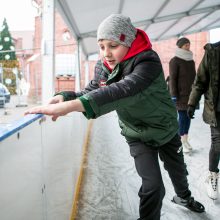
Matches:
[0,114,44,142]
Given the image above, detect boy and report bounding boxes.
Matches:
[25,14,205,219]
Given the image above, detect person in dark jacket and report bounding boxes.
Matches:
[25,14,204,219]
[169,37,196,153]
[188,41,220,200]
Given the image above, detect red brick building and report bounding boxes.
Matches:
[153,32,209,78]
[12,31,34,80]
[27,13,78,102]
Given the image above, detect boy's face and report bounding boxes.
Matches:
[98,39,129,69]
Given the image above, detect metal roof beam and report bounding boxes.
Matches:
[152,17,220,42]
[118,0,125,14]
[201,17,220,30]
[149,4,220,24]
[192,0,206,9]
[154,20,180,41]
[144,0,170,30]
[133,4,220,27]
[56,0,88,55]
[180,11,214,36]
[81,4,220,39]
[184,17,220,35]
[56,0,81,39]
[154,0,206,40]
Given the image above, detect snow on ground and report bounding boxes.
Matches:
[76,105,220,220]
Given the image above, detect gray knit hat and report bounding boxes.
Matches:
[97,14,137,47]
[176,37,190,48]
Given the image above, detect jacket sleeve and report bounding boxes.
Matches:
[169,58,179,97]
[79,51,162,119]
[188,51,209,106]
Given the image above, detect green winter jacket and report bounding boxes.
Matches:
[188,42,220,127]
[59,50,178,146]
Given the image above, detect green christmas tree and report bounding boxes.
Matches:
[0,18,19,94]
[0,18,16,60]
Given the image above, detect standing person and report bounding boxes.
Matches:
[25,14,205,219]
[169,37,196,153]
[187,41,220,200]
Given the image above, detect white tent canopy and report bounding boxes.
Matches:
[56,0,220,57]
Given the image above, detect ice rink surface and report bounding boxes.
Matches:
[77,105,220,220]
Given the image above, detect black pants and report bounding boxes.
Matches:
[209,112,220,172]
[126,134,191,220]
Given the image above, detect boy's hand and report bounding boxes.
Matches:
[24,102,69,121]
[49,95,64,104]
[24,99,85,121]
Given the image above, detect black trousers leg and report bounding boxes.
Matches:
[209,112,220,172]
[127,140,165,220]
[209,146,220,172]
[159,134,191,198]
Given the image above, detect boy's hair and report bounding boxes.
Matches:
[97,14,137,47]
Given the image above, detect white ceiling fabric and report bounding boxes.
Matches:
[56,0,220,56]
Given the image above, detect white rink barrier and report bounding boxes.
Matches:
[0,113,88,220]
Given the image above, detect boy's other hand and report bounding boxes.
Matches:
[49,95,64,104]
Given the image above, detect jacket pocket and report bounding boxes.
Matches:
[203,99,215,125]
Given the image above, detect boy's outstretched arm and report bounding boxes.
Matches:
[24,99,85,121]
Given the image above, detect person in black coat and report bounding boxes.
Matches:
[169,37,196,153]
[188,41,220,200]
